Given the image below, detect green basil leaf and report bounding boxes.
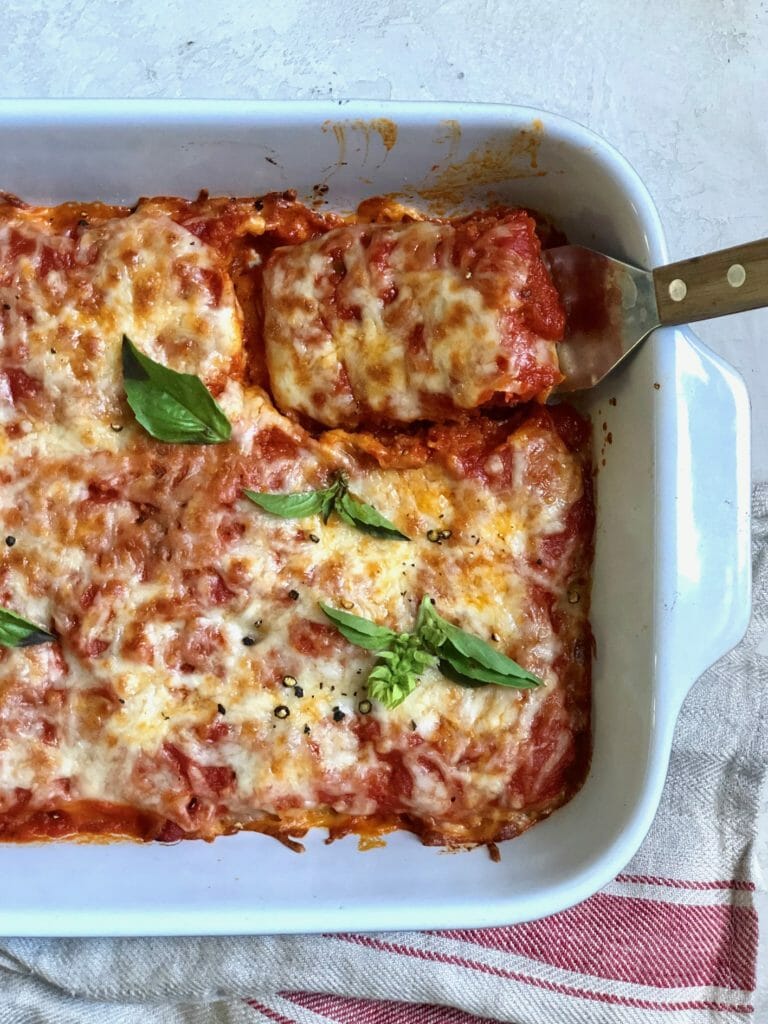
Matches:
[415,595,448,649]
[122,335,232,444]
[441,628,541,686]
[243,488,329,519]
[241,475,405,540]
[438,648,540,689]
[320,488,337,524]
[367,663,396,682]
[0,607,56,648]
[319,602,398,652]
[367,670,420,709]
[322,594,541,710]
[411,646,438,669]
[437,657,485,689]
[431,613,541,686]
[365,635,436,709]
[335,490,409,541]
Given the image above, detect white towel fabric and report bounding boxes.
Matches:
[1,487,765,1024]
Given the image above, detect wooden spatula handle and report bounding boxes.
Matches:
[654,237,768,326]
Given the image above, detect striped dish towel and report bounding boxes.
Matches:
[0,485,765,1024]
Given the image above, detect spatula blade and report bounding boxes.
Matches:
[543,246,660,391]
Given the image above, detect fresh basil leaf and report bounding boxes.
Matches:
[335,490,410,541]
[319,602,398,652]
[415,595,447,649]
[0,607,56,648]
[367,670,420,709]
[441,629,541,686]
[438,648,540,689]
[320,487,338,524]
[241,474,406,540]
[365,634,435,709]
[122,335,232,444]
[321,594,539,712]
[437,657,485,689]
[432,613,541,686]
[374,648,397,662]
[410,645,438,669]
[243,488,329,519]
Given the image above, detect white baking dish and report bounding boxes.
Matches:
[0,100,751,936]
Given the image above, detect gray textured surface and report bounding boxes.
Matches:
[0,0,765,1016]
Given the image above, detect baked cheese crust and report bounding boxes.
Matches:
[263,211,565,427]
[0,193,592,847]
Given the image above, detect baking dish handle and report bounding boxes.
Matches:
[660,329,752,703]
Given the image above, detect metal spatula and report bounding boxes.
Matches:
[543,238,768,391]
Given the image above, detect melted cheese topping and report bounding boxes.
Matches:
[0,197,592,846]
[0,208,242,448]
[263,213,564,428]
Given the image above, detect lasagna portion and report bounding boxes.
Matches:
[0,191,593,848]
[263,211,565,427]
[0,205,244,441]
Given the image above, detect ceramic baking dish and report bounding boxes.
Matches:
[0,100,751,936]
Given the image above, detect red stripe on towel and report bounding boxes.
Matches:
[330,934,754,1014]
[248,1002,300,1024]
[438,893,758,991]
[616,875,756,892]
